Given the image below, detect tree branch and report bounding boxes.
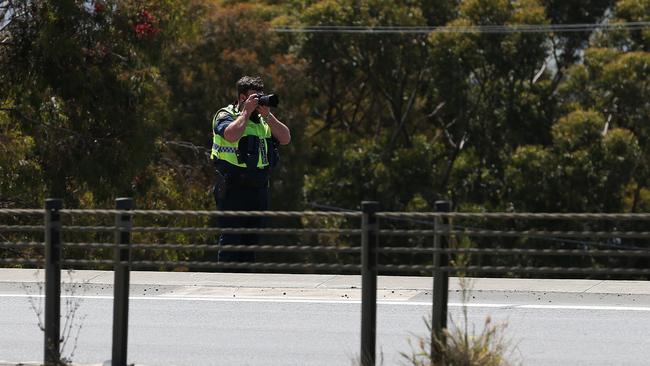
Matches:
[388,68,426,149]
[549,36,565,93]
[163,140,210,158]
[1,3,31,34]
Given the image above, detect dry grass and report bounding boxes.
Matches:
[401,314,514,366]
[401,236,519,366]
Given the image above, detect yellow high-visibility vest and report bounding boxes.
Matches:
[211,104,272,168]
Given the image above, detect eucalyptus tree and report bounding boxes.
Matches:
[298,0,442,210]
[0,0,183,204]
[503,0,649,213]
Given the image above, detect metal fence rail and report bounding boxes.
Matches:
[58,209,362,217]
[1,198,649,366]
[378,212,650,220]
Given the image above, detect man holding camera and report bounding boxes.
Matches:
[211,75,291,263]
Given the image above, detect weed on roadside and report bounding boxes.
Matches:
[401,235,520,366]
[22,269,89,365]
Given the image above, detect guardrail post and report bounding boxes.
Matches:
[360,201,379,366]
[112,198,133,366]
[44,198,62,366]
[432,200,451,357]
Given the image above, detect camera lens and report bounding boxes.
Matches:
[258,94,279,107]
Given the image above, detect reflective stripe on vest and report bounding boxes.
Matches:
[212,144,238,154]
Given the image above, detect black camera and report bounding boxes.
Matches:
[257,93,279,107]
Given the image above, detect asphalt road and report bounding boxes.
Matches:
[2,269,650,365]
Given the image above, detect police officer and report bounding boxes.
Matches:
[211,76,291,262]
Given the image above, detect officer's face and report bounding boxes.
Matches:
[239,89,263,104]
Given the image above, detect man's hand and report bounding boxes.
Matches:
[242,93,259,115]
[257,104,271,119]
[223,93,258,142]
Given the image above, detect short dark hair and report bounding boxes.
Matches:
[236,76,264,96]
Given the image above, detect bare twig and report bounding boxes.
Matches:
[163,140,210,156]
[22,270,45,331]
[64,314,87,364]
[23,269,88,364]
[59,270,88,363]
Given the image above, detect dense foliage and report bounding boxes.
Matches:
[2,0,648,215]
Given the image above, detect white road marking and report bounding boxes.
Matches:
[1,293,650,311]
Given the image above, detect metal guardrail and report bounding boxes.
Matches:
[1,198,650,366]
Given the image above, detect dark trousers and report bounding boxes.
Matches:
[214,182,269,263]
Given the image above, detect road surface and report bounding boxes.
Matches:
[1,269,650,365]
